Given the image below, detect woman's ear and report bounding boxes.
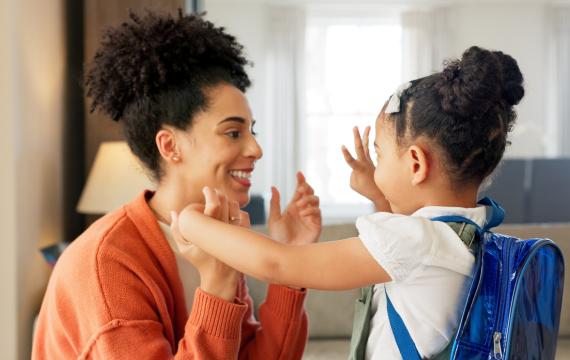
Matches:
[155,128,181,163]
[407,145,429,186]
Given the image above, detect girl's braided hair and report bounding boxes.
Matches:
[388,46,524,186]
[85,10,251,181]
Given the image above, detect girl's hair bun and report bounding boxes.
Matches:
[437,46,502,119]
[492,50,524,106]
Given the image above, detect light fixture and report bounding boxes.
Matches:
[77,141,155,214]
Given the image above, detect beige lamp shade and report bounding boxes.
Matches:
[77,141,155,214]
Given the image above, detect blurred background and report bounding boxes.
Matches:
[1,0,569,358]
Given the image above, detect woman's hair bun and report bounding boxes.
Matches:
[85,10,250,121]
[437,46,524,119]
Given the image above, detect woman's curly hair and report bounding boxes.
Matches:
[387,46,524,186]
[85,10,251,181]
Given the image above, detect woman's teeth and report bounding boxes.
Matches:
[229,170,251,179]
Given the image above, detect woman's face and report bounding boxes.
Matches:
[173,83,262,207]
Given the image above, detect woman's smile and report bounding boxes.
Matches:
[229,168,253,188]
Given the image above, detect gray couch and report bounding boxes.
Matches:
[249,222,570,359]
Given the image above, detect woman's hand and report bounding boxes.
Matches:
[341,126,390,212]
[171,187,244,302]
[268,172,322,245]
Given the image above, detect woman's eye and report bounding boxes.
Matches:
[226,131,241,139]
[251,129,258,136]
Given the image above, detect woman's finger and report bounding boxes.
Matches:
[229,200,241,225]
[239,210,251,228]
[299,206,321,219]
[296,182,315,197]
[296,195,320,208]
[292,171,306,202]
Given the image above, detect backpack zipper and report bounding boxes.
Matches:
[493,331,503,359]
[493,236,513,359]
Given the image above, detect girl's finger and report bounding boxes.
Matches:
[216,190,229,223]
[363,126,371,161]
[170,211,193,246]
[203,187,220,218]
[353,126,366,160]
[341,145,357,168]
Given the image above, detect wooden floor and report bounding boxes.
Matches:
[303,337,570,359]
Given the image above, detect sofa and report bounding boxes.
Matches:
[248,222,570,359]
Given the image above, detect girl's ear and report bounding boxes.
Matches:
[407,145,429,186]
[155,128,182,163]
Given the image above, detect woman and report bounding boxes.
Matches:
[32,11,321,359]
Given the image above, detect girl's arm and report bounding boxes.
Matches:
[173,205,391,291]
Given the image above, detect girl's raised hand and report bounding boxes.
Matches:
[268,171,322,245]
[342,126,390,212]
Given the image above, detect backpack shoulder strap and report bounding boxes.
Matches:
[386,287,422,359]
[387,220,479,360]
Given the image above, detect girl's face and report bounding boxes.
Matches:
[173,83,262,207]
[373,113,416,215]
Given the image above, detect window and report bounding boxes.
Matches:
[302,15,403,220]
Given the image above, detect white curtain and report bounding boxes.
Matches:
[264,6,305,203]
[401,8,449,81]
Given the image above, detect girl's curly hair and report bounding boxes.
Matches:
[387,46,524,186]
[85,10,251,181]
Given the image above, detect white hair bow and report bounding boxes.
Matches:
[385,81,412,114]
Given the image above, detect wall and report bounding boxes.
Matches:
[0,0,19,357]
[444,3,550,157]
[0,0,65,358]
[204,3,273,196]
[204,1,560,198]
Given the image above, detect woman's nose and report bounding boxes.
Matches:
[245,135,263,160]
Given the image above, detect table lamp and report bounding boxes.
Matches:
[77,141,155,214]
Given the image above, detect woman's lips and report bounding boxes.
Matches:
[229,169,253,188]
[231,175,251,187]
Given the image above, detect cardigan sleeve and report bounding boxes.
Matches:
[237,276,308,360]
[78,288,250,359]
[78,282,307,360]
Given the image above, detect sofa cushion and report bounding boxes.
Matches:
[248,223,360,339]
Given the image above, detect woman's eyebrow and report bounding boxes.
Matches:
[217,116,246,125]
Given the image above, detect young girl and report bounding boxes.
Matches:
[171,46,525,359]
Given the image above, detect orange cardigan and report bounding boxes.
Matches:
[32,191,308,359]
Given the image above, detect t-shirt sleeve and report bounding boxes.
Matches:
[356,213,436,282]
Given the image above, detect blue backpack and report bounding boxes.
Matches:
[387,198,565,359]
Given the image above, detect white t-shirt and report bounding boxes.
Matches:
[158,221,201,314]
[356,206,487,359]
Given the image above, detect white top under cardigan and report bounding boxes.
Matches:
[357,205,487,360]
[158,221,201,314]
